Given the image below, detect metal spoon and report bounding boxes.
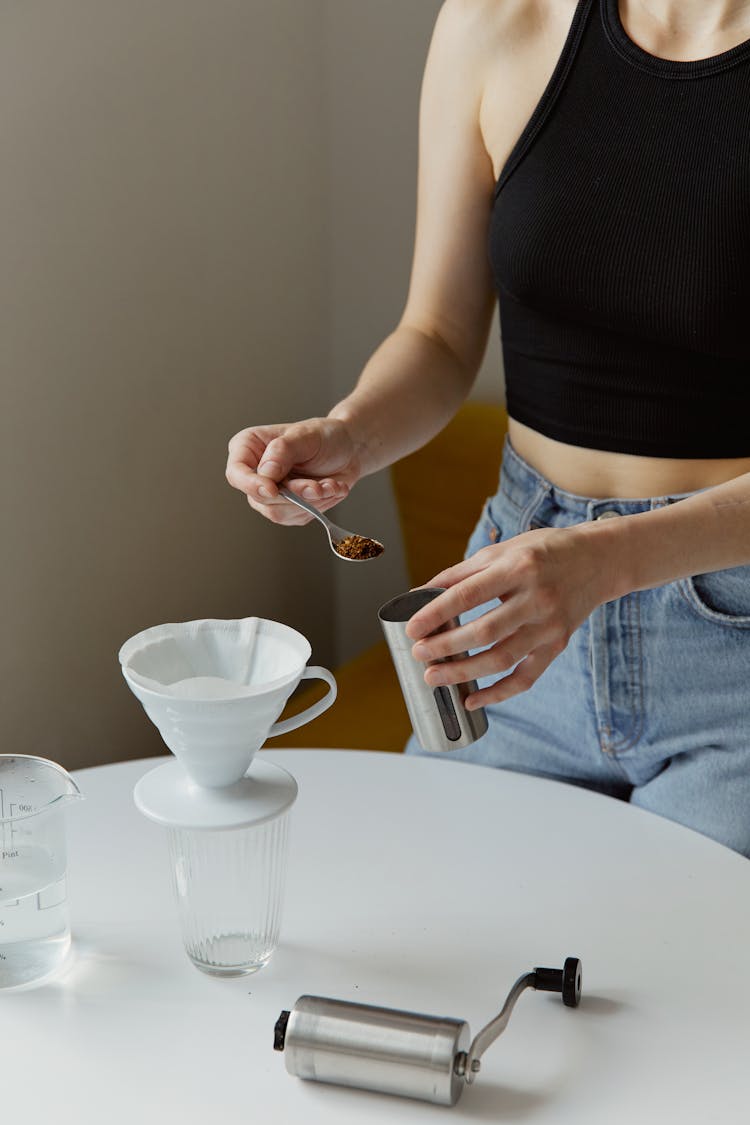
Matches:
[278,485,384,562]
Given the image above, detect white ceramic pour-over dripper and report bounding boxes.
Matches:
[119,618,336,787]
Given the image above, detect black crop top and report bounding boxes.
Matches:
[488,0,750,458]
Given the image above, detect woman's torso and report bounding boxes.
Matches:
[476,0,750,497]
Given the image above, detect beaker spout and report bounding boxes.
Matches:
[51,775,84,807]
[42,759,84,809]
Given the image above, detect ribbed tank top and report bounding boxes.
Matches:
[488,0,750,458]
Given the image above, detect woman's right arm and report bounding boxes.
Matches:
[226,0,499,523]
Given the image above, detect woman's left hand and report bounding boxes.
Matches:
[405,523,623,708]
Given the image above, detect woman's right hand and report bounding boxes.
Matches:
[225,417,362,525]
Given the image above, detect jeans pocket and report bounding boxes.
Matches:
[680,565,750,628]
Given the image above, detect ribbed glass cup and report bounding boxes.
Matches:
[165,811,291,976]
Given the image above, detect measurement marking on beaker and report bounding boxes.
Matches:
[37,882,66,911]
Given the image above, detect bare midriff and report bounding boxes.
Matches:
[508,418,750,500]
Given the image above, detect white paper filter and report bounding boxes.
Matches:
[119,618,308,700]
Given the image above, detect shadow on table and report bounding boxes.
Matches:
[295,1019,625,1123]
[579,994,627,1017]
[458,999,629,1120]
[296,1073,568,1121]
[0,937,182,1006]
[460,993,630,1121]
[457,1082,558,1121]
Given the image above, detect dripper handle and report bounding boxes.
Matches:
[269,667,337,737]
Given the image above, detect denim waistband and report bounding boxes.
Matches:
[500,436,700,519]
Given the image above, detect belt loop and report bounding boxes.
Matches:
[519,482,550,532]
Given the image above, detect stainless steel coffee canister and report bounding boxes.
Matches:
[379,588,488,752]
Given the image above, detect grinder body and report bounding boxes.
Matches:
[278,996,470,1106]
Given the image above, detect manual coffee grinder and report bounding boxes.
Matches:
[275,957,582,1106]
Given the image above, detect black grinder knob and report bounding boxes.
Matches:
[533,956,582,1007]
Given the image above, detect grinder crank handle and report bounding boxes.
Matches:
[459,956,582,1083]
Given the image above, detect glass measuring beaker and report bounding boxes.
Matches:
[0,755,83,988]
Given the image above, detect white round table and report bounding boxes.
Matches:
[2,750,749,1123]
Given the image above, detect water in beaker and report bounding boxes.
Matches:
[0,756,83,988]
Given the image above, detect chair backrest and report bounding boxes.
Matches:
[390,401,507,587]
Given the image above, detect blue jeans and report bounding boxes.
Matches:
[406,438,750,858]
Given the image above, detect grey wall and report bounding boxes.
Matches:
[1,1,504,768]
[1,1,333,769]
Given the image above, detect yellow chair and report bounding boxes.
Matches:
[269,402,507,751]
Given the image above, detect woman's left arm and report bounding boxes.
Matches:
[406,472,750,708]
